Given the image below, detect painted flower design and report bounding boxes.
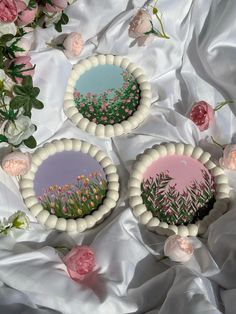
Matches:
[74,70,140,125]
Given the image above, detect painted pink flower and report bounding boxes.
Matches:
[12,55,35,83]
[2,151,31,176]
[164,235,193,262]
[125,109,129,113]
[0,0,18,23]
[73,91,80,98]
[110,119,114,124]
[86,92,92,98]
[16,1,38,26]
[82,196,87,202]
[219,144,236,170]
[89,106,94,112]
[101,116,107,121]
[63,32,84,58]
[45,0,68,13]
[189,101,215,131]
[92,118,97,123]
[63,246,96,281]
[132,85,137,90]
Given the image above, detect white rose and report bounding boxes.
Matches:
[164,235,194,263]
[43,12,62,27]
[9,211,30,230]
[0,22,17,36]
[0,69,15,91]
[4,115,36,146]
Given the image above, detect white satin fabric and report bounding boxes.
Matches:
[1,0,236,313]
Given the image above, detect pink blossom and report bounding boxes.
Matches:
[132,85,137,90]
[2,151,31,176]
[73,91,80,98]
[63,246,96,281]
[0,0,18,23]
[89,106,94,112]
[164,235,193,262]
[82,196,87,202]
[12,55,35,83]
[189,101,215,131]
[16,1,38,26]
[45,0,68,13]
[125,109,129,113]
[86,92,92,98]
[219,145,236,170]
[101,116,107,121]
[110,119,115,124]
[63,32,84,58]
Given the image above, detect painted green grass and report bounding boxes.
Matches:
[74,71,141,125]
[141,170,215,225]
[38,172,107,219]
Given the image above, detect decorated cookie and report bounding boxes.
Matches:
[19,139,119,232]
[64,55,152,137]
[128,143,230,237]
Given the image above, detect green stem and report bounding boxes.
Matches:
[211,136,225,150]
[0,225,12,234]
[156,256,169,261]
[154,13,169,39]
[46,43,64,50]
[214,100,233,111]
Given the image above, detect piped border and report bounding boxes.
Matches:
[19,139,119,232]
[64,54,152,137]
[128,143,230,237]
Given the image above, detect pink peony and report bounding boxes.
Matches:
[219,145,236,170]
[63,246,96,281]
[45,0,68,13]
[128,10,153,46]
[0,0,18,23]
[16,1,38,26]
[63,32,84,58]
[189,101,215,131]
[12,55,35,83]
[164,235,193,263]
[2,151,31,176]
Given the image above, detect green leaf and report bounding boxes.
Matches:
[0,134,8,143]
[10,95,30,110]
[13,85,28,96]
[60,13,69,25]
[55,23,62,32]
[0,34,14,45]
[23,136,36,148]
[31,98,44,109]
[30,87,40,98]
[22,76,33,87]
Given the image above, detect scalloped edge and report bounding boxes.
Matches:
[128,142,230,237]
[19,139,119,232]
[63,54,152,138]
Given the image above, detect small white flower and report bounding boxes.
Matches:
[9,211,30,230]
[3,115,36,146]
[0,22,17,36]
[0,69,15,91]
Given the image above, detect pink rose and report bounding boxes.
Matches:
[2,151,31,176]
[16,1,38,26]
[0,0,18,23]
[63,32,84,58]
[45,0,68,13]
[63,246,96,281]
[219,145,236,170]
[128,10,153,46]
[164,235,193,262]
[189,101,215,131]
[14,34,32,57]
[12,55,35,83]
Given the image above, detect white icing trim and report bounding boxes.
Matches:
[63,54,151,138]
[128,142,230,237]
[19,139,119,233]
